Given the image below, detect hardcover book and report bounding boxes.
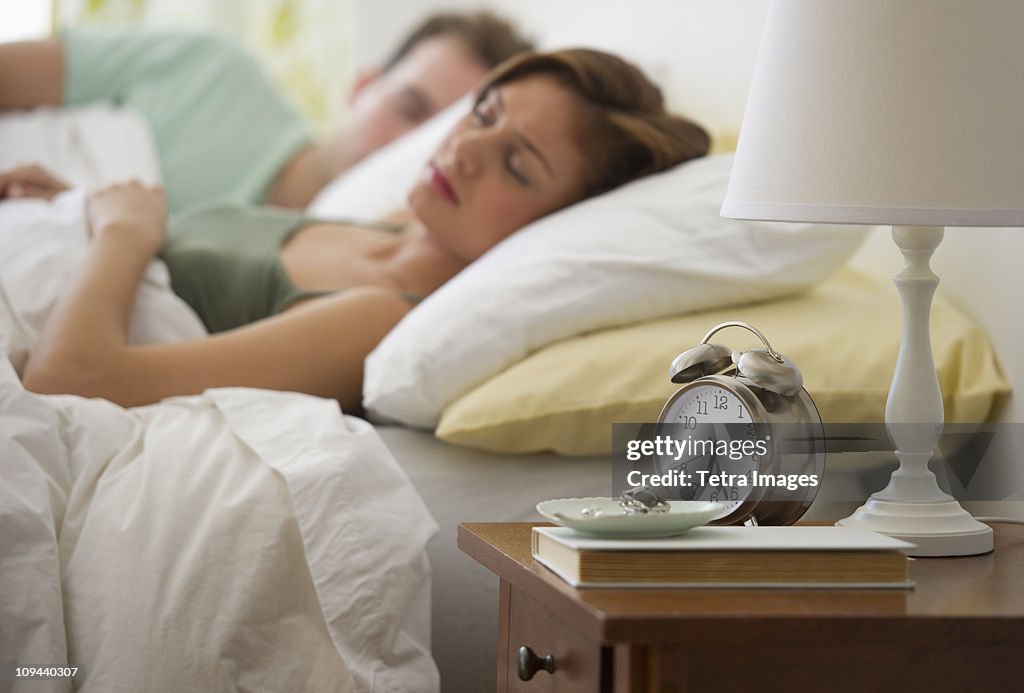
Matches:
[531,525,915,589]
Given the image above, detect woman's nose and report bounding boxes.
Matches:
[451,130,489,177]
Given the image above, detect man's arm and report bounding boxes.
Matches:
[0,38,63,110]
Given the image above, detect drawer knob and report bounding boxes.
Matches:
[516,645,556,680]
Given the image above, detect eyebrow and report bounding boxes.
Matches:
[495,89,554,177]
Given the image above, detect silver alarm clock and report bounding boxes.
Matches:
[656,321,825,526]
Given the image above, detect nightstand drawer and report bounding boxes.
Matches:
[501,582,604,692]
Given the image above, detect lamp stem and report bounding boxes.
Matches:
[836,225,993,556]
[878,225,949,502]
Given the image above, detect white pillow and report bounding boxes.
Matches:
[307,96,470,219]
[307,101,869,430]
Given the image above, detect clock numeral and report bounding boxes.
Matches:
[681,416,697,430]
[696,400,708,415]
[737,406,744,419]
[714,394,728,410]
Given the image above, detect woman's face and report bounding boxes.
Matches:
[407,75,590,263]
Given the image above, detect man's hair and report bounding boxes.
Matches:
[383,11,535,71]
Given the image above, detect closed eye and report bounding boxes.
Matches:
[474,88,542,186]
[396,88,431,123]
[472,98,497,126]
[507,151,531,186]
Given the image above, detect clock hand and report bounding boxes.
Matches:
[708,443,721,478]
[709,422,732,477]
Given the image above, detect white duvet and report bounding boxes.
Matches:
[0,107,439,692]
[0,363,439,692]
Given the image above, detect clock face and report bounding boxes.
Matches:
[657,383,767,519]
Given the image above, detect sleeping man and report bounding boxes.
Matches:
[0,10,533,212]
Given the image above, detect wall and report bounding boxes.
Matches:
[351,0,768,140]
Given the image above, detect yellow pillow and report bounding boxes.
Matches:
[436,269,1009,456]
[709,130,740,155]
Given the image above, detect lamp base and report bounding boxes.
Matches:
[836,497,993,556]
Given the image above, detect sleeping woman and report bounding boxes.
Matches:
[1,49,710,413]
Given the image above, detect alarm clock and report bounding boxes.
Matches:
[655,321,825,526]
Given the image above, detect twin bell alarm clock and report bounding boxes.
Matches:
[654,321,826,526]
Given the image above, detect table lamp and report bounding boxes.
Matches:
[721,0,1024,555]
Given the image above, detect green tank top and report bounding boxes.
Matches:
[161,205,418,333]
[63,29,312,213]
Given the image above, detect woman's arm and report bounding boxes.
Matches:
[0,39,63,110]
[22,184,411,412]
[24,288,411,412]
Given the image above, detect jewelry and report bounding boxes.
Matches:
[619,487,670,514]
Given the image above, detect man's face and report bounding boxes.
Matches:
[343,35,489,164]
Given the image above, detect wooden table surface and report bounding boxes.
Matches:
[458,521,1024,646]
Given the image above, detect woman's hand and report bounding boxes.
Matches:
[87,181,167,254]
[0,163,70,201]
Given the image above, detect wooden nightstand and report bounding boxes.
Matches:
[458,522,1024,693]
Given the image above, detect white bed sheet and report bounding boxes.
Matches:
[0,104,161,192]
[0,104,208,374]
[0,361,439,692]
[0,189,209,375]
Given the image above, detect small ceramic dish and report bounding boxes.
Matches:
[536,497,724,538]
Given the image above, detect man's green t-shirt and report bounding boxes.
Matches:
[62,29,313,213]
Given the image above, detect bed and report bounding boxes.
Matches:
[2,5,1021,691]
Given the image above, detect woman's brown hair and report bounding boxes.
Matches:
[475,49,711,198]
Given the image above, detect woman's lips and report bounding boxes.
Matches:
[428,162,460,205]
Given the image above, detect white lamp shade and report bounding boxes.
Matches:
[721,0,1024,226]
